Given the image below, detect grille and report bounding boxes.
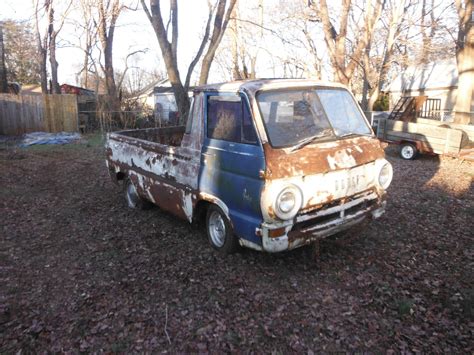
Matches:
[293,190,377,232]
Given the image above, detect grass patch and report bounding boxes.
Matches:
[84,132,106,147]
[397,298,415,316]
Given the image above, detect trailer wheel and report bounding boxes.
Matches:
[206,205,239,254]
[124,178,153,210]
[400,143,417,160]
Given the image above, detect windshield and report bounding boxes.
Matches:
[257,88,372,148]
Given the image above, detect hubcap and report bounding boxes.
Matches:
[401,145,414,159]
[126,181,139,208]
[208,211,226,248]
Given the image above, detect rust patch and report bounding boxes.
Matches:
[263,136,384,180]
[148,181,188,220]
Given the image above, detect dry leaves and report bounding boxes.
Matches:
[0,141,472,352]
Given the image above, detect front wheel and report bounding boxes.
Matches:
[206,205,239,254]
[399,142,417,160]
[124,178,153,210]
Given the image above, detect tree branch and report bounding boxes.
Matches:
[185,3,213,89]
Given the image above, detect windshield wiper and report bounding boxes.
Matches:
[289,129,333,152]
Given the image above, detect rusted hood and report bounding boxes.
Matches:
[263,136,384,179]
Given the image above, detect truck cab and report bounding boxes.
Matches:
[106,79,392,253]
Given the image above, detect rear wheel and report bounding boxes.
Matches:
[399,142,417,160]
[124,178,153,210]
[206,205,239,254]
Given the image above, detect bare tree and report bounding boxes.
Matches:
[310,0,384,87]
[74,0,98,90]
[96,0,122,105]
[33,0,49,93]
[364,0,409,110]
[32,0,71,94]
[48,1,72,93]
[454,0,473,124]
[141,0,237,122]
[198,0,238,84]
[229,0,264,80]
[0,22,8,93]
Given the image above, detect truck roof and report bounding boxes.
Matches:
[194,78,347,95]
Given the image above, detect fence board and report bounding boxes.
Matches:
[0,94,78,135]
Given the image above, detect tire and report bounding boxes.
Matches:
[399,142,417,160]
[206,205,239,254]
[124,178,153,210]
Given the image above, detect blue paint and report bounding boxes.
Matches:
[199,92,265,246]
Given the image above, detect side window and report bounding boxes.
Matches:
[207,95,257,144]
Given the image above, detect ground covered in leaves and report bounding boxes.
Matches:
[1,135,473,352]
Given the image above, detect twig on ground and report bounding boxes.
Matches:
[164,304,171,345]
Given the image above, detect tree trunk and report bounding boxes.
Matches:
[33,0,49,94]
[0,22,8,93]
[231,8,242,80]
[103,42,117,100]
[97,0,121,115]
[47,6,60,94]
[361,44,371,111]
[142,0,236,122]
[198,0,237,85]
[38,40,48,94]
[454,0,474,124]
[368,1,406,110]
[82,47,89,88]
[316,0,382,87]
[49,43,60,93]
[145,0,189,121]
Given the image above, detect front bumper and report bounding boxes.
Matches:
[260,190,386,253]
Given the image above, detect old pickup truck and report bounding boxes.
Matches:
[106,79,393,253]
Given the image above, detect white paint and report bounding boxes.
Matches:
[182,193,193,222]
[107,137,199,190]
[239,239,263,251]
[260,159,391,223]
[327,149,357,170]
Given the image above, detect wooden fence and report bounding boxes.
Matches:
[0,94,78,135]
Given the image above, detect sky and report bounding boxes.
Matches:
[1,0,460,91]
[1,0,221,86]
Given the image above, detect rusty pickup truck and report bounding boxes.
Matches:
[106,79,393,253]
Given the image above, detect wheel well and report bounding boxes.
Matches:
[399,140,419,150]
[193,200,211,225]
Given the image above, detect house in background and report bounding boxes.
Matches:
[126,81,158,112]
[153,78,194,125]
[385,59,458,113]
[60,83,95,96]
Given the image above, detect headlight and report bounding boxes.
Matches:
[274,185,302,220]
[377,161,393,189]
[279,190,296,213]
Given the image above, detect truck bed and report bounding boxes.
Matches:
[106,125,201,221]
[112,126,185,147]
